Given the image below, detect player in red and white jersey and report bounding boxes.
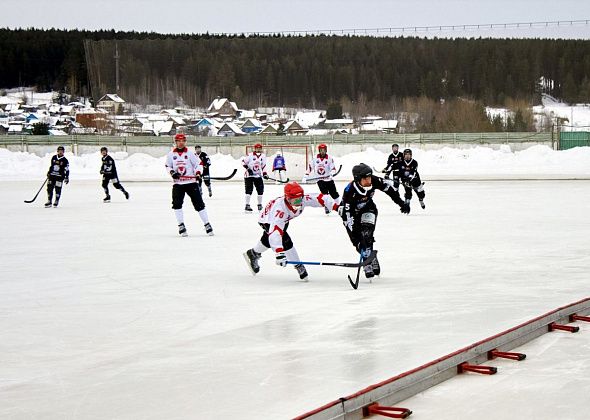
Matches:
[241,143,269,212]
[304,143,341,214]
[165,133,213,237]
[243,181,338,281]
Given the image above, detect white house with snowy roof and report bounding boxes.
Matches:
[97,94,126,114]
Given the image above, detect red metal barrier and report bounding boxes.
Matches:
[570,314,590,322]
[488,349,526,361]
[549,322,579,333]
[363,403,412,419]
[458,362,497,375]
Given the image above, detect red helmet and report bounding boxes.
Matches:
[254,143,262,149]
[318,143,327,151]
[284,182,304,207]
[174,133,186,141]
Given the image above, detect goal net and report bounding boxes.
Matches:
[245,144,311,180]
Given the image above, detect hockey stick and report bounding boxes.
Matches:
[24,178,48,203]
[347,250,377,289]
[302,165,343,183]
[209,169,237,181]
[286,250,376,269]
[265,176,290,183]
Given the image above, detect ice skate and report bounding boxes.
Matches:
[243,248,261,274]
[204,222,214,236]
[178,223,188,237]
[295,264,308,281]
[244,204,253,213]
[324,207,330,215]
[53,199,59,208]
[419,199,425,209]
[257,204,263,211]
[103,195,111,203]
[123,191,130,200]
[44,201,52,208]
[371,255,380,276]
[207,186,212,197]
[363,263,375,279]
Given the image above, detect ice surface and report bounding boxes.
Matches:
[1,179,589,419]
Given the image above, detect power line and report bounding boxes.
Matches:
[217,19,590,37]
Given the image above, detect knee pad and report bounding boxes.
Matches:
[360,212,376,226]
[416,183,424,192]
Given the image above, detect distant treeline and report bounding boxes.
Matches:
[2,28,590,110]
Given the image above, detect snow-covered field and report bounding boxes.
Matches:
[1,173,589,419]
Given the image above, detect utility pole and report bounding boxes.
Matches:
[114,42,120,94]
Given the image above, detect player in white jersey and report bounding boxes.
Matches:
[243,181,338,280]
[304,143,341,214]
[165,133,213,237]
[241,143,269,212]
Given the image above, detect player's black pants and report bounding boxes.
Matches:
[344,201,378,253]
[402,174,425,201]
[47,176,64,203]
[317,180,339,199]
[172,183,205,211]
[258,222,294,251]
[197,168,211,188]
[244,177,264,195]
[102,175,126,196]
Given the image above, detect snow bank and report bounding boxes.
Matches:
[1,145,589,181]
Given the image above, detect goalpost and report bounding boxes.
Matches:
[245,144,311,180]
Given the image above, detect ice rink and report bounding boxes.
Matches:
[1,179,589,419]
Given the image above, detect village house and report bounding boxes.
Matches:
[96,94,126,114]
[207,97,239,119]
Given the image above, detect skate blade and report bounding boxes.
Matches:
[242,252,257,276]
[180,232,188,237]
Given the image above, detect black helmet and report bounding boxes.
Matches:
[352,163,372,181]
[403,148,412,156]
[392,143,399,148]
[57,145,65,151]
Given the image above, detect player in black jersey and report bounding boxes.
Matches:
[339,163,410,278]
[382,143,404,188]
[100,147,129,203]
[399,148,426,210]
[195,145,212,197]
[45,145,69,207]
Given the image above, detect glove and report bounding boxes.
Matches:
[203,175,210,181]
[247,168,254,176]
[275,252,287,267]
[100,170,104,174]
[64,178,69,185]
[263,173,269,180]
[170,171,180,180]
[381,167,389,173]
[400,203,410,214]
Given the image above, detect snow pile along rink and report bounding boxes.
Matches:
[1,145,590,181]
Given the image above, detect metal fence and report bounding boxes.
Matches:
[559,131,590,150]
[0,132,554,151]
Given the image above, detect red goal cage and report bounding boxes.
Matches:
[245,144,311,179]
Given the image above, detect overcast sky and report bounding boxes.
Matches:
[2,0,590,39]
